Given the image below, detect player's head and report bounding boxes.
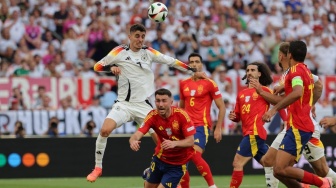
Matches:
[278,42,290,70]
[188,52,203,72]
[154,88,173,117]
[243,62,273,86]
[129,24,146,51]
[288,40,307,63]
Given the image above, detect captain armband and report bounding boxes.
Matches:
[292,76,303,87]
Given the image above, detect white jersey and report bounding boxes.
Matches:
[95,45,194,102]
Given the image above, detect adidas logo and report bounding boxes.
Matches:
[267,183,271,187]
[125,56,131,61]
[308,156,314,160]
[96,151,102,155]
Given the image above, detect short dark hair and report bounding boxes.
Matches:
[155,88,172,98]
[188,52,202,62]
[130,24,146,33]
[289,40,307,62]
[279,42,289,55]
[242,62,273,86]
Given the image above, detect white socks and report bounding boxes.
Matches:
[264,167,279,188]
[326,168,336,185]
[209,185,217,188]
[95,134,108,168]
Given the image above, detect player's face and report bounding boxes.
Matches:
[246,65,261,81]
[129,30,146,51]
[188,56,203,72]
[155,94,173,118]
[278,51,289,70]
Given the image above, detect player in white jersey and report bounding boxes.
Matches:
[251,42,336,188]
[86,24,207,183]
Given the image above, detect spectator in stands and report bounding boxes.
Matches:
[35,94,56,110]
[33,85,46,109]
[151,28,170,51]
[98,83,117,109]
[53,2,68,38]
[88,30,119,62]
[10,87,27,110]
[78,59,97,78]
[83,120,96,137]
[14,120,25,138]
[207,38,225,74]
[45,116,59,137]
[0,28,17,62]
[315,34,336,75]
[24,15,42,50]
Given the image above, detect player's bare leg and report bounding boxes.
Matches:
[144,181,159,188]
[87,118,117,182]
[230,154,252,187]
[260,147,280,188]
[310,156,336,186]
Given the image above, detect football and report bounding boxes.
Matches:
[147,2,168,23]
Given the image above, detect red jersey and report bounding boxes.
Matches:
[233,87,272,140]
[138,107,196,165]
[179,78,222,128]
[284,63,314,132]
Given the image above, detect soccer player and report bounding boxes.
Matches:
[251,42,336,187]
[178,53,226,188]
[229,62,275,188]
[129,88,196,188]
[87,24,206,182]
[262,41,333,187]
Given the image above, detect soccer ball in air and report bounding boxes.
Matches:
[148,2,168,23]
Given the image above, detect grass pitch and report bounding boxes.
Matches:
[0,175,287,188]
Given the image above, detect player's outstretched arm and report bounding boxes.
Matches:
[249,78,283,105]
[129,131,144,151]
[319,117,336,128]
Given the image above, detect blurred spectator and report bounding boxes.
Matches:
[84,21,103,54]
[98,83,117,109]
[33,85,46,109]
[24,15,42,50]
[35,94,56,110]
[53,2,68,38]
[44,116,59,137]
[315,35,336,75]
[247,32,265,64]
[0,28,17,61]
[151,28,170,51]
[3,9,25,44]
[43,60,62,78]
[14,120,25,138]
[9,87,27,110]
[82,120,96,137]
[88,30,119,62]
[207,38,225,74]
[59,96,74,110]
[78,59,97,78]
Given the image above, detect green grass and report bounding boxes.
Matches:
[0,175,287,188]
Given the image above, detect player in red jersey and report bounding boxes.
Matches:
[130,88,196,188]
[262,41,333,188]
[179,53,226,188]
[228,62,275,188]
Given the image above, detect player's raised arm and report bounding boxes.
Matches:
[93,46,124,72]
[146,47,206,79]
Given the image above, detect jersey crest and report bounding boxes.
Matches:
[197,85,204,95]
[252,92,258,100]
[172,120,179,131]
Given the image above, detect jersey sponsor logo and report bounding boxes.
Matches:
[125,56,131,61]
[308,156,314,160]
[184,87,189,92]
[215,91,221,95]
[197,85,203,94]
[165,128,172,136]
[187,126,195,132]
[194,138,199,143]
[245,96,250,102]
[190,90,196,96]
[172,120,179,131]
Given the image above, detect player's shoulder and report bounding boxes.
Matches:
[204,78,218,87]
[173,107,191,121]
[180,77,192,83]
[261,86,273,93]
[144,110,158,122]
[109,44,127,54]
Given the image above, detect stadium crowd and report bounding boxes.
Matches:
[1,0,336,135]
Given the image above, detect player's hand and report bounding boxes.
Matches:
[130,140,141,151]
[213,126,222,143]
[262,110,276,122]
[228,111,236,121]
[273,85,284,95]
[110,66,121,75]
[161,138,176,149]
[319,117,336,128]
[194,72,207,79]
[249,78,262,94]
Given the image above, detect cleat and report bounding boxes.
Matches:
[87,167,102,182]
[320,177,333,188]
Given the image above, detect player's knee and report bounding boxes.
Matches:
[261,156,274,167]
[100,119,117,136]
[273,166,286,178]
[314,166,329,177]
[232,160,243,169]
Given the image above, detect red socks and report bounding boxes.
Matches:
[192,151,215,186]
[180,171,190,188]
[301,171,323,186]
[230,170,243,188]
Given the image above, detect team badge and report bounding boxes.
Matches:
[190,90,196,96]
[141,53,148,61]
[245,96,250,102]
[197,85,203,94]
[165,128,172,136]
[252,92,258,100]
[172,120,179,131]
